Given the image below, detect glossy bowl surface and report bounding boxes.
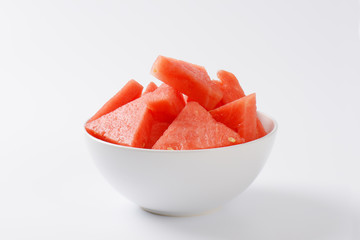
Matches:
[85,111,277,216]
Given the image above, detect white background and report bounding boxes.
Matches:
[1,0,359,239]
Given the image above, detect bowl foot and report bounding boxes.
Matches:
[140,206,220,217]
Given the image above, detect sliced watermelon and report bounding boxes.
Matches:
[210,93,257,142]
[146,121,170,148]
[185,96,195,103]
[216,71,265,139]
[88,79,143,122]
[143,81,158,95]
[256,118,267,138]
[211,80,225,108]
[152,102,244,150]
[85,97,153,148]
[151,55,223,110]
[216,70,245,105]
[145,83,185,122]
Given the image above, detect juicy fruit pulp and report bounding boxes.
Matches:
[86,55,268,150]
[152,102,244,150]
[88,79,143,122]
[85,97,153,148]
[210,93,258,142]
[151,55,223,110]
[256,118,267,138]
[143,82,158,95]
[214,70,267,138]
[145,84,185,122]
[86,83,184,148]
[216,70,245,105]
[146,121,171,148]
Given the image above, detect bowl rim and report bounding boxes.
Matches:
[84,111,278,153]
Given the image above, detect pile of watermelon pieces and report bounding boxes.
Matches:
[85,56,267,150]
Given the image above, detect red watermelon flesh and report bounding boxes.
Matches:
[256,118,267,138]
[211,80,225,108]
[217,70,245,105]
[143,81,158,95]
[145,83,185,122]
[215,71,264,137]
[88,79,143,122]
[152,102,244,150]
[146,121,171,148]
[210,93,257,142]
[151,55,223,110]
[185,96,195,103]
[85,97,153,148]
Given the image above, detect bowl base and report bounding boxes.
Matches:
[141,206,220,217]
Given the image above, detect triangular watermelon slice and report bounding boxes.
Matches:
[85,97,153,148]
[146,121,171,148]
[215,70,266,139]
[88,79,143,122]
[211,80,225,108]
[151,56,223,110]
[256,118,267,138]
[142,81,158,95]
[145,83,185,122]
[216,70,245,105]
[152,102,244,150]
[210,93,257,142]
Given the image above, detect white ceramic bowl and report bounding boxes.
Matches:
[85,111,277,216]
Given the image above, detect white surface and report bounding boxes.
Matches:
[0,0,359,239]
[85,112,276,216]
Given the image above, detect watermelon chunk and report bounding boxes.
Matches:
[88,79,143,122]
[210,93,257,142]
[215,71,265,139]
[184,96,195,103]
[152,102,244,150]
[85,97,153,148]
[216,70,245,105]
[145,84,185,122]
[146,121,170,148]
[211,80,225,108]
[151,55,223,110]
[143,82,158,95]
[256,118,267,138]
